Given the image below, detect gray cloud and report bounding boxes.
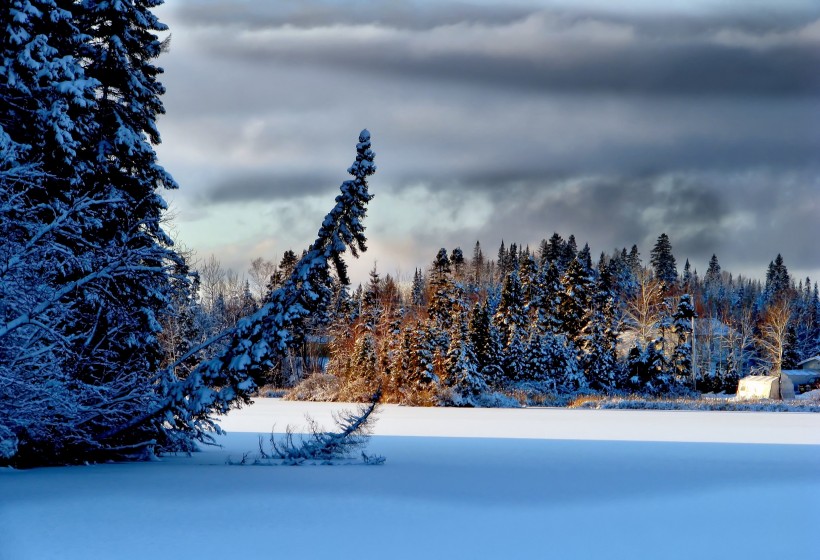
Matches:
[175,1,540,31]
[399,169,820,279]
[200,171,339,204]
[218,41,820,98]
[155,1,820,283]
[176,1,820,97]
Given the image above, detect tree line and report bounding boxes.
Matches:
[210,233,817,405]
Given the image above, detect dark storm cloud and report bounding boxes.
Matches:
[220,41,820,98]
[156,1,820,282]
[408,170,820,277]
[201,171,339,204]
[175,0,819,36]
[178,1,820,98]
[175,0,537,31]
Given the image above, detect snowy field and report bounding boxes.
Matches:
[2,400,819,560]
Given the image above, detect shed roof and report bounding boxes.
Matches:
[797,355,820,366]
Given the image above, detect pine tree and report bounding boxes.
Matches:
[627,245,642,276]
[468,301,503,386]
[450,247,465,281]
[704,254,722,294]
[765,254,791,302]
[0,0,195,464]
[579,266,619,391]
[470,241,484,287]
[428,248,463,330]
[102,130,377,457]
[443,313,488,406]
[411,268,425,309]
[543,233,565,268]
[671,295,695,387]
[494,268,526,347]
[650,233,677,289]
[682,259,693,293]
[500,324,526,385]
[554,258,593,343]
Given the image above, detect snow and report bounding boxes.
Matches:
[2,400,819,560]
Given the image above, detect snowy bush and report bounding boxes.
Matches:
[0,424,18,461]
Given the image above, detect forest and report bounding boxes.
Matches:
[194,235,820,406]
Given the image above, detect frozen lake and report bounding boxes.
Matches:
[2,400,819,559]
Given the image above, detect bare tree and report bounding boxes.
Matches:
[623,269,665,344]
[248,257,277,301]
[756,298,792,374]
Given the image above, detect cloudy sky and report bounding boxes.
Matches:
[153,0,820,286]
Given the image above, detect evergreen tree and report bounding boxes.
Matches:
[577,243,593,275]
[671,295,695,387]
[399,321,437,392]
[543,233,565,268]
[468,301,503,386]
[470,241,484,287]
[494,268,526,347]
[500,323,526,385]
[562,235,578,269]
[450,247,465,281]
[443,313,488,406]
[579,266,619,391]
[627,245,642,277]
[411,268,425,308]
[428,248,458,329]
[682,259,693,292]
[554,258,593,343]
[765,254,791,302]
[650,233,677,288]
[704,254,722,292]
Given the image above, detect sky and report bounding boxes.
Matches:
[153,0,820,287]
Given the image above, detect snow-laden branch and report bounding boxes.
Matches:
[102,130,376,444]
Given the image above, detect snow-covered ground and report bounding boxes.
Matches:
[2,400,819,559]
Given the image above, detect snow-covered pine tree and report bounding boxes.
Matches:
[450,247,466,282]
[764,254,791,303]
[579,263,620,391]
[471,240,484,288]
[397,321,437,401]
[411,267,426,309]
[494,268,526,347]
[671,295,695,387]
[543,232,565,270]
[548,333,586,393]
[0,0,196,465]
[500,323,527,385]
[443,312,488,406]
[428,248,456,328]
[468,301,503,387]
[101,130,377,455]
[650,233,678,290]
[704,254,723,308]
[554,258,593,343]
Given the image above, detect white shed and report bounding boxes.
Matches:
[736,376,780,400]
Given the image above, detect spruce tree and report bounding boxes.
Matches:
[428,248,453,326]
[443,312,488,406]
[650,233,678,289]
[554,258,593,343]
[671,295,695,387]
